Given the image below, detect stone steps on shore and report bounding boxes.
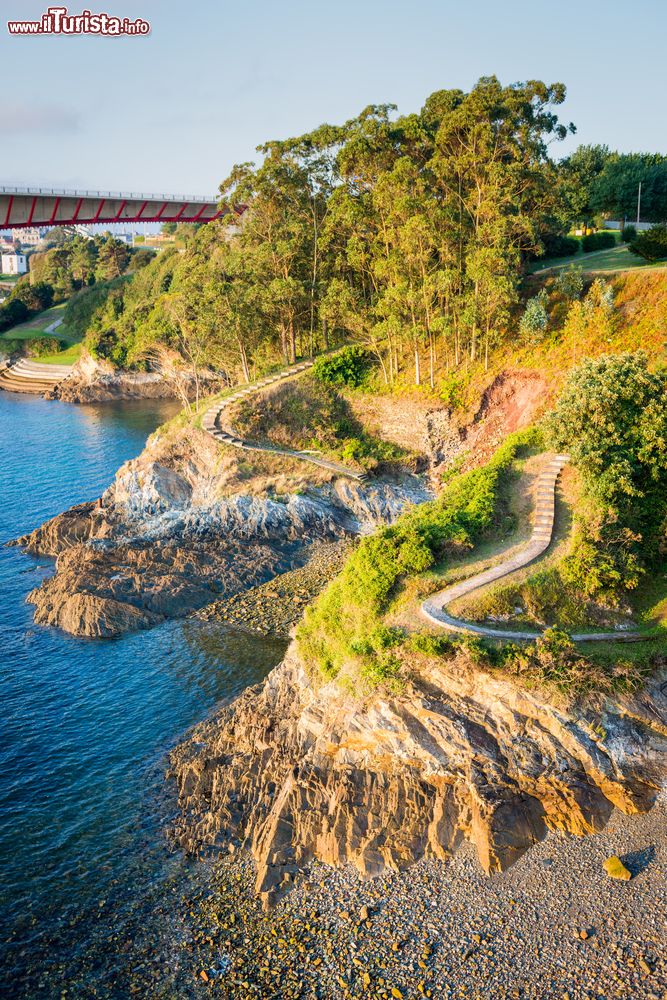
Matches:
[0,358,74,395]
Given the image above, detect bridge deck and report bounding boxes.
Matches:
[0,187,226,228]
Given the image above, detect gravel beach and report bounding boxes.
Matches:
[180,797,667,1000]
[197,541,351,636]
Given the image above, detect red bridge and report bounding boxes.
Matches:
[0,186,225,229]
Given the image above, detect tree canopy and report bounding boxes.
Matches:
[85,77,574,386]
[561,146,667,224]
[544,352,667,593]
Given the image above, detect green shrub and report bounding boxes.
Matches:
[12,280,54,312]
[629,225,667,262]
[0,298,29,333]
[520,290,549,339]
[26,337,67,357]
[313,345,370,388]
[543,351,667,599]
[621,224,637,243]
[64,278,125,339]
[438,372,466,409]
[543,234,580,258]
[581,231,616,253]
[555,266,584,302]
[0,338,22,356]
[408,632,456,657]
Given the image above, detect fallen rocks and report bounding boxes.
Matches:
[198,541,351,636]
[603,855,632,881]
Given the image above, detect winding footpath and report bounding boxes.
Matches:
[421,454,643,643]
[201,359,368,482]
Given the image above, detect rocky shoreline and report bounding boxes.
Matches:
[9,365,667,998]
[167,798,667,999]
[45,350,226,403]
[13,412,429,637]
[169,642,667,910]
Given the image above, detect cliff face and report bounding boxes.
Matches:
[170,644,667,908]
[14,422,430,637]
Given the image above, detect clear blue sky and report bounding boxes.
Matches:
[2,0,666,195]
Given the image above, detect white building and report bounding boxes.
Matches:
[1,253,28,275]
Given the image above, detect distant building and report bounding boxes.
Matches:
[1,253,28,275]
[11,227,46,247]
[604,220,657,232]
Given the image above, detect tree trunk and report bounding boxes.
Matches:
[238,338,250,383]
[288,319,297,364]
[429,331,435,388]
[280,325,289,365]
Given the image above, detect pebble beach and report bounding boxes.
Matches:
[178,797,667,1000]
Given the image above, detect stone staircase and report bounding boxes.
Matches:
[421,454,643,643]
[201,359,369,483]
[0,358,73,395]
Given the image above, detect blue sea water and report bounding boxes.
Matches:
[0,391,287,997]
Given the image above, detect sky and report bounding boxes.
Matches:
[1,0,666,197]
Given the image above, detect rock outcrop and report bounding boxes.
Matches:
[25,537,289,637]
[170,644,667,908]
[14,421,430,637]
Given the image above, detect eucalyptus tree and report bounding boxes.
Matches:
[219,156,315,364]
[426,77,573,361]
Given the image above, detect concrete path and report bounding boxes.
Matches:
[421,454,643,643]
[201,360,368,482]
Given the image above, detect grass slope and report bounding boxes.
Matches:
[0,303,71,340]
[36,342,83,365]
[297,428,540,686]
[229,374,417,473]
